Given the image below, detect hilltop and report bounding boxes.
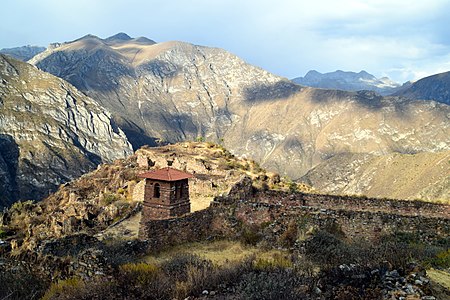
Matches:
[2,142,298,249]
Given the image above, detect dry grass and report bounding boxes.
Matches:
[190,196,214,212]
[99,212,142,241]
[427,268,450,290]
[143,240,287,266]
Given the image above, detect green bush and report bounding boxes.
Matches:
[119,262,159,285]
[431,249,450,268]
[102,193,119,205]
[240,225,263,246]
[280,220,298,247]
[161,253,213,281]
[254,253,292,270]
[41,278,83,300]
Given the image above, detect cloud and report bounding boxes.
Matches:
[1,0,450,82]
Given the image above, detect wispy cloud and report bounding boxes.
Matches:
[1,0,450,82]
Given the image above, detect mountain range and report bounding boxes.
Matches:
[0,33,449,204]
[0,45,46,62]
[394,71,450,105]
[292,70,408,95]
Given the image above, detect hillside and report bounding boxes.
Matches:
[301,151,450,202]
[394,71,450,105]
[0,142,448,300]
[30,33,450,186]
[0,54,132,207]
[292,70,403,95]
[3,142,291,248]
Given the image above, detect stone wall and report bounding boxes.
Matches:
[132,179,146,202]
[139,189,450,248]
[139,209,220,251]
[253,191,449,219]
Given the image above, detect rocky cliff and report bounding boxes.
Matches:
[292,70,403,95]
[0,54,133,207]
[30,34,450,199]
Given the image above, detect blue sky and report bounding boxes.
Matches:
[2,0,450,82]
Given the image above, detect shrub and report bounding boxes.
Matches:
[0,265,49,300]
[280,220,298,248]
[254,253,292,270]
[288,181,298,193]
[161,253,213,281]
[429,249,450,268]
[41,278,83,300]
[304,230,350,267]
[239,225,263,246]
[0,228,7,239]
[102,193,119,205]
[119,262,159,285]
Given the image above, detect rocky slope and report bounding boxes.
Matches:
[0,54,133,207]
[301,151,450,202]
[0,45,46,62]
[30,34,450,193]
[1,142,291,249]
[394,71,450,105]
[292,70,404,95]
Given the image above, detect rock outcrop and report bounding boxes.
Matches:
[0,54,133,207]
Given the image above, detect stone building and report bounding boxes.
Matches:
[137,167,193,220]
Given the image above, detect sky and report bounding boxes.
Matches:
[2,0,450,83]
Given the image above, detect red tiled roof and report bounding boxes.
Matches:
[138,167,193,181]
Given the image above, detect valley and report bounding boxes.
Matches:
[24,33,450,203]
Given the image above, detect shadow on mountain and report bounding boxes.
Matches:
[0,134,19,208]
[309,88,386,110]
[244,81,302,102]
[36,50,181,96]
[122,128,160,149]
[117,112,198,150]
[137,59,180,79]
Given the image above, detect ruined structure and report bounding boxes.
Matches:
[137,167,193,221]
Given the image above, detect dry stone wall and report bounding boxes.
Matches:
[139,187,450,248]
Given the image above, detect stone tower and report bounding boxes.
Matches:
[138,167,193,221]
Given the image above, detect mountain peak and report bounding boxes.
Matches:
[292,69,400,95]
[105,32,132,42]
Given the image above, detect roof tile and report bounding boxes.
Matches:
[138,167,193,181]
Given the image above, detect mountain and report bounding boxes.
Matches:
[301,151,450,202]
[394,71,450,105]
[0,45,46,61]
[30,34,450,192]
[292,70,402,95]
[0,54,133,208]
